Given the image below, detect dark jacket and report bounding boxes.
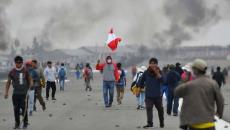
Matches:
[212,71,225,88]
[175,66,183,76]
[162,72,168,86]
[167,70,181,89]
[137,69,163,98]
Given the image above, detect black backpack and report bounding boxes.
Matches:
[130,71,143,91]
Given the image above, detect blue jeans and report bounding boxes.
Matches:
[103,81,115,106]
[167,88,179,114]
[137,92,145,106]
[28,90,35,113]
[76,71,81,79]
[59,78,65,91]
[161,85,168,100]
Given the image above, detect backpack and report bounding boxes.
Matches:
[59,68,66,79]
[117,69,126,86]
[130,71,144,95]
[84,68,93,79]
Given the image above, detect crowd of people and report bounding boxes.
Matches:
[3,55,228,130]
[4,56,69,129]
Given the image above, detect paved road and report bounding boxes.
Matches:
[0,72,229,130]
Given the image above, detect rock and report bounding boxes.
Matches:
[63,103,66,106]
[2,119,6,122]
[69,117,73,120]
[49,114,53,117]
[82,114,86,117]
[115,125,120,127]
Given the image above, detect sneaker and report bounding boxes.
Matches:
[140,106,145,110]
[13,124,20,129]
[46,98,49,100]
[137,105,141,110]
[143,124,153,129]
[109,103,112,107]
[167,112,171,116]
[160,122,164,128]
[173,113,178,116]
[42,105,46,111]
[52,98,56,100]
[23,123,28,129]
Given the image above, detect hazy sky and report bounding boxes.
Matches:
[0,0,230,50]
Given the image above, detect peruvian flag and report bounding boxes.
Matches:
[107,28,122,51]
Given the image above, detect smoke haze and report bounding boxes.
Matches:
[0,0,229,50]
[0,1,11,50]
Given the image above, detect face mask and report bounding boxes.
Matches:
[15,65,23,71]
[107,59,112,64]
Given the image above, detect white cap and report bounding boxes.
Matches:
[182,63,192,72]
[138,66,147,72]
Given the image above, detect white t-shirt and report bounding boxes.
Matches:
[44,66,56,82]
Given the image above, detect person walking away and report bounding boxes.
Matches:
[44,61,57,100]
[161,66,169,102]
[31,60,46,112]
[212,66,226,88]
[166,64,181,116]
[116,63,126,105]
[96,56,119,107]
[83,63,93,91]
[175,59,224,130]
[58,63,66,91]
[137,57,164,128]
[4,56,32,129]
[132,66,146,110]
[75,64,81,79]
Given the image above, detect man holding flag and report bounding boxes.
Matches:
[95,28,121,107]
[96,56,119,107]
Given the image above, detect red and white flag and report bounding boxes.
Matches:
[107,28,122,51]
